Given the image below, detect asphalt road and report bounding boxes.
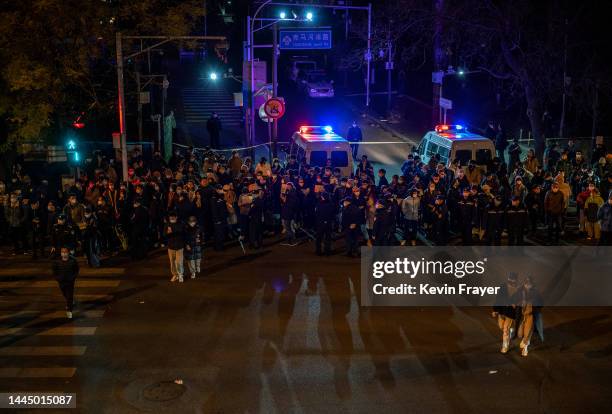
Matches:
[0,239,611,413]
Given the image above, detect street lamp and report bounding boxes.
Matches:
[306,11,313,21]
[279,11,286,19]
[209,72,218,80]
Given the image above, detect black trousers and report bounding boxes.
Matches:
[58,281,75,312]
[316,221,332,254]
[508,230,524,246]
[600,231,611,246]
[547,214,562,243]
[345,227,360,256]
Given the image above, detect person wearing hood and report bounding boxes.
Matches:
[130,197,150,260]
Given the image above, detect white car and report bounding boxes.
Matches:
[302,72,334,98]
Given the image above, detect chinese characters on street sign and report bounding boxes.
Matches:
[279,30,332,50]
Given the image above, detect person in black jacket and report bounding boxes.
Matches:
[52,247,79,319]
[51,214,77,257]
[165,211,185,282]
[130,198,150,260]
[185,216,204,279]
[506,196,529,245]
[484,196,504,245]
[314,192,335,255]
[457,188,477,245]
[211,186,228,251]
[342,197,361,257]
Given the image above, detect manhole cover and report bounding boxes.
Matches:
[142,381,186,402]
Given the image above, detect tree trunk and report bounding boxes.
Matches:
[524,80,544,160]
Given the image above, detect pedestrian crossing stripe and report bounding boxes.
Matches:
[1,294,112,301]
[0,280,120,288]
[0,346,87,356]
[0,326,97,336]
[0,310,106,321]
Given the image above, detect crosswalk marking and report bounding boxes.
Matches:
[0,310,105,321]
[0,346,87,356]
[0,263,122,379]
[0,280,121,288]
[0,367,76,378]
[0,326,97,336]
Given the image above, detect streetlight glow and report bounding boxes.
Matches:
[279,11,286,19]
[210,72,218,80]
[306,11,313,21]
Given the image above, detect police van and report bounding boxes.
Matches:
[417,124,495,170]
[288,126,353,176]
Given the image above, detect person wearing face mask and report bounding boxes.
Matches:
[506,195,529,245]
[597,191,612,245]
[185,216,203,279]
[484,195,505,245]
[211,185,229,251]
[51,214,77,257]
[82,206,101,267]
[29,198,46,259]
[165,211,185,282]
[492,272,520,354]
[544,182,565,243]
[52,246,80,319]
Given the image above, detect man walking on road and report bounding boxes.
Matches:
[52,246,79,319]
[347,121,363,161]
[165,211,185,283]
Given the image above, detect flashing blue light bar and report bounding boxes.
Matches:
[323,125,333,133]
[455,124,463,130]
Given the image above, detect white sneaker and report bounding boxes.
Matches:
[170,275,178,282]
[178,276,184,283]
[66,311,73,319]
[191,274,196,279]
[501,345,508,354]
[400,240,407,246]
[521,345,529,357]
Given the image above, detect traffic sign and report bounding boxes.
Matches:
[263,97,285,120]
[439,97,453,110]
[279,30,332,49]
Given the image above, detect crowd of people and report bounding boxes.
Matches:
[1,134,611,279]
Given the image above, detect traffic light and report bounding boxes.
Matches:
[65,137,80,165]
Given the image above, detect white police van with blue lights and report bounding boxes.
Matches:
[417,124,495,170]
[289,126,353,176]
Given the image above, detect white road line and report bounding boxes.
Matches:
[0,367,76,378]
[0,346,87,356]
[0,310,105,321]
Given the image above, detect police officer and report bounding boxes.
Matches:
[372,199,390,246]
[431,195,449,245]
[506,195,529,245]
[341,197,361,257]
[484,195,505,245]
[314,192,335,255]
[248,189,264,249]
[457,188,477,245]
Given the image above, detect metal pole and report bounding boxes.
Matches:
[116,32,129,182]
[272,22,278,158]
[386,25,392,116]
[250,17,256,152]
[136,72,143,141]
[366,3,372,108]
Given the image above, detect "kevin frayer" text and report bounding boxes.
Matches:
[373,283,500,296]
